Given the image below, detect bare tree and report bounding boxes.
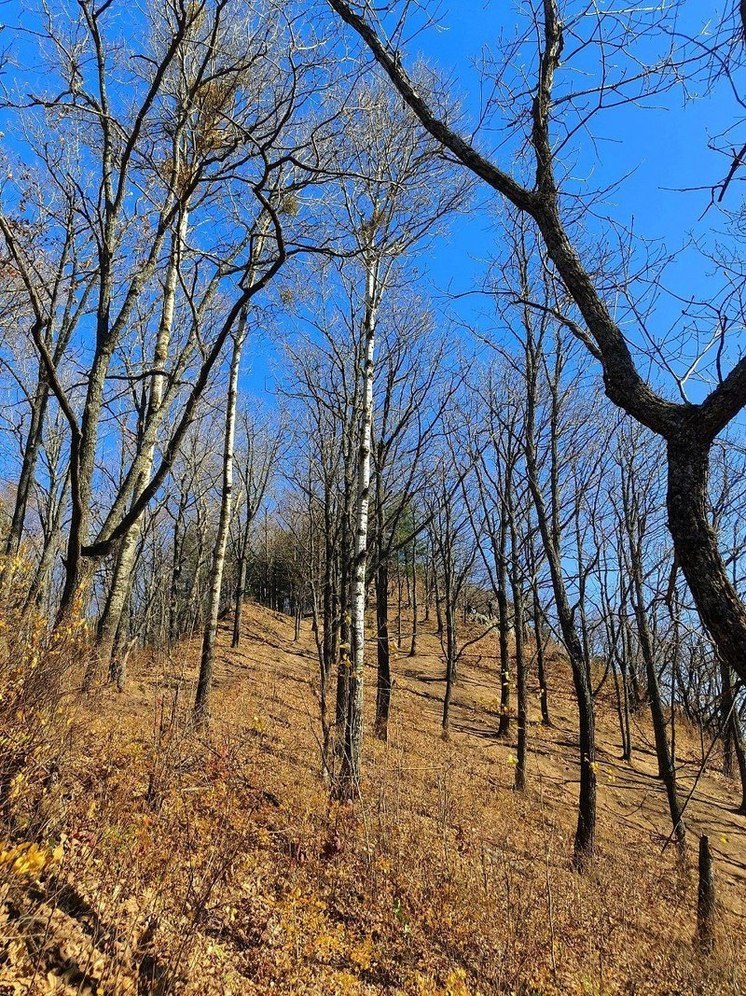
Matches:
[424,442,478,738]
[230,410,283,649]
[318,77,464,794]
[194,312,248,722]
[325,0,746,696]
[614,426,687,849]
[1,0,331,631]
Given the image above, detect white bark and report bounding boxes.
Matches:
[194,310,248,722]
[340,255,379,791]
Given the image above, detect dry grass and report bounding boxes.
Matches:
[1,597,744,994]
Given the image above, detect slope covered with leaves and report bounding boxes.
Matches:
[1,598,744,995]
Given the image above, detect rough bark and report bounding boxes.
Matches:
[666,435,746,690]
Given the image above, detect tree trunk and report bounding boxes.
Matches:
[732,709,746,815]
[409,535,418,657]
[721,661,735,778]
[423,550,430,622]
[6,370,50,556]
[618,611,633,759]
[194,314,247,723]
[334,512,351,739]
[97,530,139,689]
[338,256,378,797]
[434,555,444,638]
[232,555,247,648]
[667,437,746,692]
[508,491,527,791]
[396,556,403,649]
[622,462,686,850]
[524,336,596,866]
[442,578,455,737]
[374,558,391,740]
[532,583,551,727]
[496,517,511,738]
[696,835,716,953]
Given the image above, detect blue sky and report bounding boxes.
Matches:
[372,4,744,400]
[406,3,740,396]
[1,1,741,412]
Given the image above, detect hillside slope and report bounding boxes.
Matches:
[2,603,744,994]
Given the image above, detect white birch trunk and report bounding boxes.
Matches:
[340,255,379,793]
[194,310,248,722]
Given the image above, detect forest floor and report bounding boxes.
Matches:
[2,602,745,994]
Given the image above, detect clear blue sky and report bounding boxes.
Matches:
[398,2,740,404]
[1,1,740,409]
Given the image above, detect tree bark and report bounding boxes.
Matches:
[374,557,392,740]
[696,835,716,953]
[509,505,527,791]
[667,435,746,690]
[409,534,418,657]
[533,586,551,727]
[338,256,378,796]
[194,313,247,724]
[496,514,512,738]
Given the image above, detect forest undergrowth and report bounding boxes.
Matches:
[1,580,743,995]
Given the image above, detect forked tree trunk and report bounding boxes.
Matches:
[621,459,686,849]
[94,209,190,687]
[527,469,597,864]
[524,333,596,866]
[636,607,686,850]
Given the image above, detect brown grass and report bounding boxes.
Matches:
[1,599,744,994]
